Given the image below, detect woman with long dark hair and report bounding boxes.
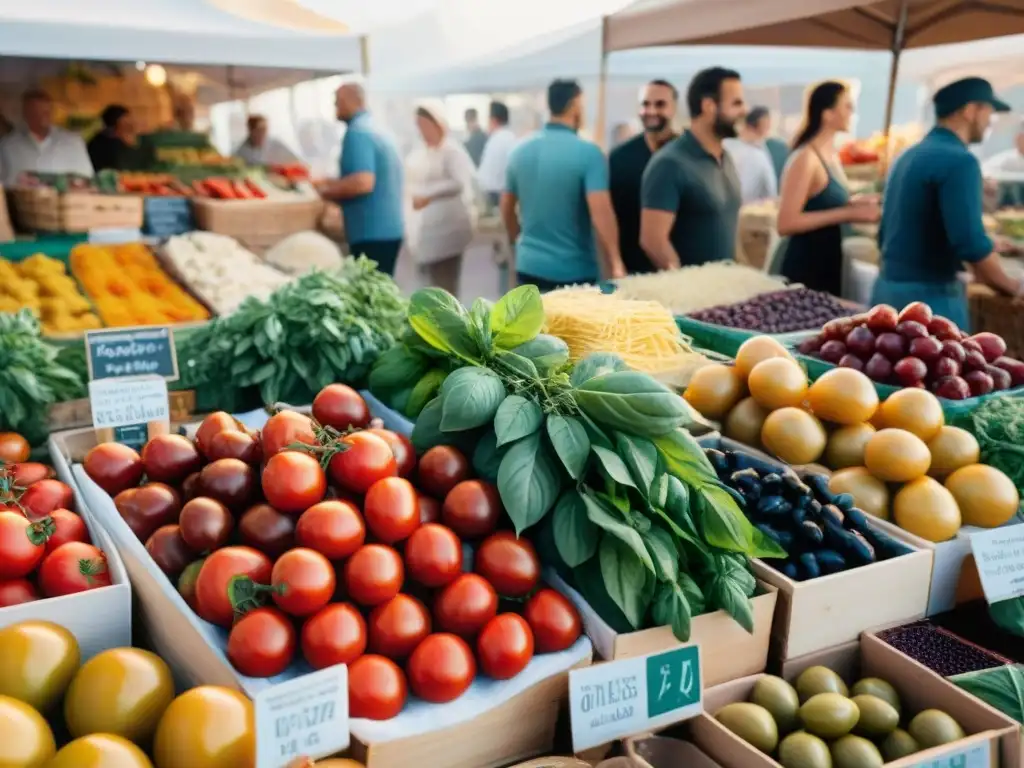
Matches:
[776,81,880,295]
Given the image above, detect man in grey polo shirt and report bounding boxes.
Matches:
[640,67,745,269]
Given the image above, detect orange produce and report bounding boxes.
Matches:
[724,397,770,447]
[927,427,980,478]
[0,432,30,464]
[824,423,876,469]
[48,734,153,768]
[761,408,827,465]
[829,467,890,520]
[735,336,792,379]
[879,389,944,442]
[864,429,930,483]
[893,477,961,542]
[683,364,745,420]
[748,357,808,410]
[806,367,879,426]
[945,464,1020,529]
[152,686,254,768]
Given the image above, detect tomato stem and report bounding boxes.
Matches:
[26,516,55,547]
[78,556,107,585]
[227,574,275,617]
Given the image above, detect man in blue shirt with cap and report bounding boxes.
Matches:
[872,77,1023,329]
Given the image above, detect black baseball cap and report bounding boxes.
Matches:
[933,77,1011,119]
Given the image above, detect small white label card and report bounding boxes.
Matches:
[254,664,349,768]
[569,643,702,752]
[969,526,1024,604]
[910,739,990,768]
[88,375,170,430]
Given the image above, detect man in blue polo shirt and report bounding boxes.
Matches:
[315,83,404,275]
[873,77,1023,329]
[500,79,624,292]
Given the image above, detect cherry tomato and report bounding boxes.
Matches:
[194,546,272,627]
[9,462,54,487]
[262,411,316,458]
[239,504,296,558]
[524,588,582,653]
[0,578,39,607]
[181,472,202,501]
[368,594,431,660]
[178,559,204,610]
[147,525,197,578]
[442,480,500,540]
[262,452,327,515]
[407,633,476,703]
[30,509,89,555]
[477,614,534,679]
[418,446,470,499]
[199,458,254,511]
[404,523,463,588]
[301,603,367,670]
[295,500,365,560]
[418,493,441,524]
[312,384,371,431]
[344,544,404,606]
[20,479,74,519]
[367,429,415,477]
[0,511,45,578]
[83,443,143,496]
[207,430,262,465]
[271,548,335,617]
[363,477,419,544]
[179,497,234,553]
[227,607,296,678]
[328,432,397,494]
[39,542,112,597]
[141,434,202,485]
[474,531,540,597]
[0,432,30,464]
[114,483,182,542]
[433,573,498,638]
[194,411,245,459]
[349,655,407,720]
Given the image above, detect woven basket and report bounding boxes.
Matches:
[10,187,143,233]
[969,284,1024,359]
[193,198,324,252]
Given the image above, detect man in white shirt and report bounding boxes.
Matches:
[723,108,778,203]
[0,90,93,185]
[234,114,301,167]
[477,101,517,207]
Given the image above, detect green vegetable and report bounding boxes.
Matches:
[951,665,1024,723]
[954,397,1024,494]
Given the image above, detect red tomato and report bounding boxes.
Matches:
[404,524,463,588]
[407,633,476,703]
[194,546,273,627]
[295,500,365,560]
[262,452,327,515]
[207,431,262,465]
[179,498,234,553]
[31,508,90,555]
[328,432,397,494]
[9,462,54,487]
[418,493,441,524]
[418,446,470,499]
[199,459,255,511]
[368,594,431,660]
[83,443,143,496]
[146,525,194,578]
[262,411,316,458]
[141,434,203,484]
[442,480,500,540]
[301,603,367,670]
[349,655,407,720]
[0,511,45,578]
[39,542,112,597]
[363,477,419,544]
[433,573,498,638]
[0,432,30,464]
[477,614,534,679]
[474,531,540,597]
[194,411,245,459]
[20,479,74,519]
[524,589,582,653]
[271,548,336,617]
[312,384,371,431]
[227,607,296,678]
[0,578,39,607]
[239,504,296,558]
[344,545,403,606]
[367,429,415,477]
[114,483,182,542]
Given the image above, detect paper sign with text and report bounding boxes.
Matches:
[910,739,990,768]
[969,526,1024,604]
[254,665,349,768]
[569,644,701,752]
[86,326,179,381]
[89,377,170,430]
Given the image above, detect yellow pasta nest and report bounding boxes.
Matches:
[0,253,101,334]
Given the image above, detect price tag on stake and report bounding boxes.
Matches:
[254,664,349,768]
[969,527,1024,604]
[569,644,701,752]
[910,740,990,768]
[85,325,179,382]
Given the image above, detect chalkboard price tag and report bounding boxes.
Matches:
[85,326,179,382]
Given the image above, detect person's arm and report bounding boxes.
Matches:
[317,130,375,200]
[639,155,682,270]
[583,146,624,279]
[776,150,872,235]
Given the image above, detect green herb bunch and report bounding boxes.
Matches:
[369,287,785,640]
[0,310,85,445]
[179,257,406,410]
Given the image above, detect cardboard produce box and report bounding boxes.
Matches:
[692,633,1019,768]
[623,735,724,768]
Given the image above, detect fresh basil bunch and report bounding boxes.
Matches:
[371,286,785,640]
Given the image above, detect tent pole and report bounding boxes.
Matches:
[359,35,371,77]
[596,16,609,149]
[881,0,909,172]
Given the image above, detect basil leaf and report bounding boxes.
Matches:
[951,665,1024,722]
[579,411,614,450]
[407,369,447,419]
[546,414,591,480]
[440,367,506,432]
[665,475,700,540]
[408,288,479,362]
[552,489,600,567]
[472,429,506,482]
[489,284,544,348]
[654,429,719,484]
[652,580,693,642]
[570,352,628,387]
[581,490,655,574]
[651,474,670,508]
[469,298,494,354]
[369,345,430,392]
[699,484,787,559]
[615,432,658,496]
[411,397,445,453]
[497,432,560,534]
[678,572,707,615]
[494,395,543,447]
[495,350,539,380]
[644,525,679,584]
[599,535,647,629]
[512,334,570,374]
[575,371,692,437]
[591,444,637,489]
[707,566,756,634]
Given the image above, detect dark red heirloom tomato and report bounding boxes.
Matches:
[271,548,335,617]
[404,523,462,588]
[146,524,194,578]
[114,483,182,543]
[368,594,431,661]
[524,588,582,653]
[418,493,441,524]
[433,573,497,638]
[141,434,202,485]
[301,603,367,670]
[179,497,234,553]
[474,531,540,597]
[363,477,419,544]
[312,384,371,431]
[83,443,143,496]
[206,430,262,465]
[343,545,404,607]
[417,446,470,499]
[199,459,254,511]
[239,504,296,558]
[295,500,364,560]
[227,607,296,678]
[441,480,500,540]
[194,411,245,460]
[262,452,326,515]
[407,633,476,703]
[477,613,534,680]
[349,655,407,720]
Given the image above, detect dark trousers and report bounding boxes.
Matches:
[350,239,402,276]
[515,272,586,294]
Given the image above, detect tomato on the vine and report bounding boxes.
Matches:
[262,452,327,514]
[363,477,419,544]
[194,411,245,460]
[20,479,74,519]
[141,434,202,485]
[474,531,540,597]
[227,607,296,678]
[417,446,470,499]
[328,432,397,494]
[32,509,89,555]
[407,633,476,703]
[262,411,316,458]
[477,614,534,680]
[404,523,462,588]
[0,511,45,579]
[368,594,431,660]
[523,588,582,653]
[312,384,371,431]
[0,432,30,464]
[0,578,39,607]
[367,429,415,477]
[349,655,407,720]
[39,542,111,597]
[271,548,335,617]
[194,546,272,627]
[301,603,366,670]
[442,480,500,540]
[433,573,498,638]
[9,463,54,488]
[83,443,143,496]
[344,545,404,606]
[295,499,365,560]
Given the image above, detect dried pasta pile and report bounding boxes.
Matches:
[613,262,791,315]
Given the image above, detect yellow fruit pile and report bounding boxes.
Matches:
[684,335,1021,543]
[0,254,101,334]
[71,242,210,327]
